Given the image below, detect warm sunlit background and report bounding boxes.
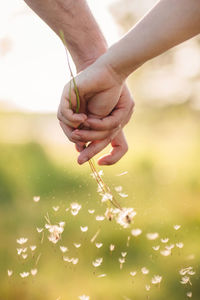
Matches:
[1,1,200,300]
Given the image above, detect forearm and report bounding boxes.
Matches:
[24,0,107,71]
[102,0,200,80]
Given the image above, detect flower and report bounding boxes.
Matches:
[131,228,142,237]
[116,207,136,228]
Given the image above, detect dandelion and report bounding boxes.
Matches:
[70,202,82,216]
[16,237,28,245]
[46,224,64,244]
[131,228,142,237]
[92,257,103,267]
[152,245,160,251]
[33,196,40,202]
[141,267,149,275]
[30,245,37,251]
[79,295,90,300]
[96,216,105,221]
[7,270,13,277]
[176,242,184,249]
[88,209,95,214]
[187,292,192,298]
[74,243,81,248]
[116,207,136,228]
[146,233,159,240]
[31,269,38,276]
[36,227,44,233]
[20,272,29,278]
[161,238,169,243]
[174,225,181,230]
[115,186,122,192]
[160,249,171,256]
[110,244,115,252]
[152,275,162,284]
[80,226,88,232]
[95,243,103,249]
[52,206,60,212]
[130,271,137,277]
[60,246,68,253]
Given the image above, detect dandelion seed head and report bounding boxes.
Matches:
[146,233,159,240]
[33,196,40,202]
[116,207,136,228]
[131,228,142,237]
[47,224,64,244]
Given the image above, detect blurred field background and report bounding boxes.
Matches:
[1,1,200,300]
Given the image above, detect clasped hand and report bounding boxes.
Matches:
[57,58,134,165]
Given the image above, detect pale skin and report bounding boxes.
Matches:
[60,0,200,164]
[24,0,134,165]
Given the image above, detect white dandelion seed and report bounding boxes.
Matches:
[119,258,125,264]
[79,295,90,300]
[36,227,43,233]
[115,186,122,192]
[141,267,149,275]
[174,225,181,230]
[60,246,68,253]
[119,192,128,198]
[16,238,28,245]
[188,270,195,276]
[31,269,38,276]
[98,274,107,278]
[131,228,142,237]
[110,244,115,252]
[47,224,64,244]
[20,272,29,278]
[70,202,82,216]
[180,276,191,285]
[7,270,13,277]
[59,221,65,227]
[116,207,137,228]
[145,285,151,291]
[130,271,137,277]
[95,216,105,221]
[22,254,28,259]
[187,292,192,298]
[16,248,23,255]
[88,209,95,214]
[72,258,79,265]
[161,238,169,243]
[160,249,171,256]
[33,196,40,202]
[152,245,160,251]
[92,257,103,267]
[30,245,37,251]
[63,256,73,263]
[80,226,88,232]
[121,252,127,258]
[52,206,60,212]
[152,275,162,284]
[146,233,159,240]
[95,243,103,249]
[74,243,81,248]
[165,244,175,251]
[176,242,184,249]
[101,193,113,203]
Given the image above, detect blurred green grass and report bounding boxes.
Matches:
[0,104,200,300]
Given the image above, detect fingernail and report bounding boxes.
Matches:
[78,156,88,164]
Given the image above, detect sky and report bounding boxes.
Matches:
[0,0,119,112]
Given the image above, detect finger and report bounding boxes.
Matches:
[98,131,128,165]
[75,143,86,152]
[77,138,111,165]
[71,128,114,142]
[59,121,85,148]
